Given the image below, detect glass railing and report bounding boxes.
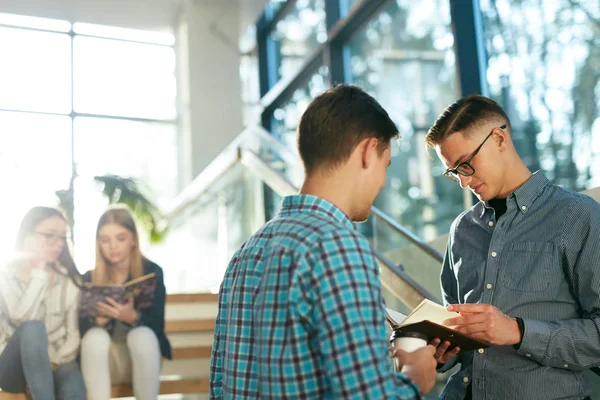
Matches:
[364,212,444,300]
[155,162,266,293]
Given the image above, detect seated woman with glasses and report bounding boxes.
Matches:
[0,206,86,400]
[79,207,171,400]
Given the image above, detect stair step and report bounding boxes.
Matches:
[166,302,218,321]
[0,393,26,400]
[166,293,218,303]
[168,331,214,348]
[162,358,210,377]
[1,378,211,399]
[172,345,212,359]
[166,319,215,333]
[111,378,209,398]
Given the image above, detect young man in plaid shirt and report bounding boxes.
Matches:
[210,84,437,399]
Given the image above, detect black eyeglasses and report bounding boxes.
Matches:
[35,231,69,244]
[443,124,507,182]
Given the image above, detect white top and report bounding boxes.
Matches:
[0,261,81,364]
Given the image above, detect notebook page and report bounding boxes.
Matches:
[400,299,459,328]
[385,308,408,328]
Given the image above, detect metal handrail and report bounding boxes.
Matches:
[164,126,261,218]
[370,207,443,262]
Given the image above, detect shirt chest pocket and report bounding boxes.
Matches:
[501,242,562,292]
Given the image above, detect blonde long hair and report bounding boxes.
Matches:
[92,207,144,285]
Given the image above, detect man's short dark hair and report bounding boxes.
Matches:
[425,95,511,149]
[298,84,398,176]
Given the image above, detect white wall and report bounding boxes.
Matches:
[176,0,267,180]
[177,0,243,180]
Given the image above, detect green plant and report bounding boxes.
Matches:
[56,173,169,243]
[94,174,169,243]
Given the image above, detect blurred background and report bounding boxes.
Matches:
[0,0,598,396]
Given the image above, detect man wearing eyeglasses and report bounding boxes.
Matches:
[424,95,600,400]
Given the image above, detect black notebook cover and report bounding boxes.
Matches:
[394,320,490,352]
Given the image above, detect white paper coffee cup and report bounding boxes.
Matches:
[390,330,428,372]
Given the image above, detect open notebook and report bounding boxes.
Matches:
[386,299,489,353]
[79,273,157,318]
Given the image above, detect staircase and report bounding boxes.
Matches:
[0,293,219,399]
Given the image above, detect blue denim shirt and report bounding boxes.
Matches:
[439,172,600,400]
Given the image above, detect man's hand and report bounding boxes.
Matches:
[429,338,460,364]
[444,304,521,346]
[394,345,438,395]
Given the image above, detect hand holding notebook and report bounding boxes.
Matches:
[444,303,523,346]
[79,273,157,318]
[386,299,490,353]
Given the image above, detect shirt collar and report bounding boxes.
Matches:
[277,194,355,231]
[480,171,550,217]
[510,171,550,212]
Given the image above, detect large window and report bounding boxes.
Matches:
[0,112,73,264]
[0,13,177,269]
[0,27,71,113]
[347,0,460,241]
[481,0,600,190]
[73,36,176,119]
[269,0,327,82]
[270,65,329,149]
[258,0,600,243]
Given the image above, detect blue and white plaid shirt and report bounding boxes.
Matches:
[210,195,421,399]
[439,172,600,400]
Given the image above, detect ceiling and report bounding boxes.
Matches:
[0,0,269,35]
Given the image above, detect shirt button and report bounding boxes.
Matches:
[463,377,469,383]
[488,221,494,227]
[564,364,569,368]
[486,283,492,289]
[478,348,485,354]
[491,251,497,257]
[521,205,527,211]
[526,353,532,357]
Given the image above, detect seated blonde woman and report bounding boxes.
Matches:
[79,207,171,400]
[0,207,85,400]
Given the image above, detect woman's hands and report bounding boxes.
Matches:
[96,297,138,325]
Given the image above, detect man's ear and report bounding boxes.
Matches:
[494,126,510,151]
[360,137,379,169]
